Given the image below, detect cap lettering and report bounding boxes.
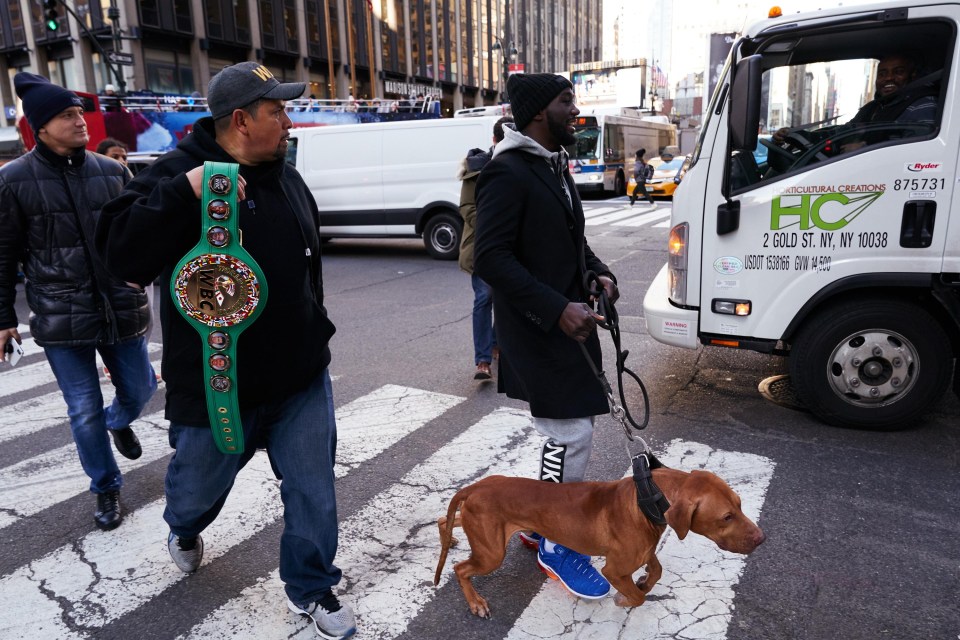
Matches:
[251,65,274,82]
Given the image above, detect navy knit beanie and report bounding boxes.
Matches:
[14,72,83,133]
[507,73,573,131]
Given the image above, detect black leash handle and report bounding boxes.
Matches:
[581,271,650,433]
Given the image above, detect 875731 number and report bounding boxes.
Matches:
[893,178,945,190]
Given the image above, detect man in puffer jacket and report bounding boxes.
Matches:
[457,115,512,381]
[0,73,157,531]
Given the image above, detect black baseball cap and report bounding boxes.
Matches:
[207,62,305,119]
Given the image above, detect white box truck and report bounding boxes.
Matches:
[286,116,502,260]
[643,2,960,429]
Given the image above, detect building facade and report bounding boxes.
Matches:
[0,0,601,125]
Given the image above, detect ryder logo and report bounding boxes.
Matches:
[906,162,942,173]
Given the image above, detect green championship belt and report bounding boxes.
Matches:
[171,162,267,454]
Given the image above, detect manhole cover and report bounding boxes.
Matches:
[758,374,808,412]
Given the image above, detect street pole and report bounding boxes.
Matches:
[57,0,126,95]
[107,0,126,96]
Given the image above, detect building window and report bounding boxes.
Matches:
[137,0,193,35]
[145,49,195,94]
[460,0,472,86]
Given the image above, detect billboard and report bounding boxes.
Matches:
[708,33,737,105]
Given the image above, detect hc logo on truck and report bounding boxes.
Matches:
[770,192,883,231]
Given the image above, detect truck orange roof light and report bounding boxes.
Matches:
[769,6,783,18]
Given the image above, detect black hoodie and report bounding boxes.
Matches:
[96,118,335,427]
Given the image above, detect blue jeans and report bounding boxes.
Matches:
[471,273,496,365]
[44,336,157,494]
[163,369,341,605]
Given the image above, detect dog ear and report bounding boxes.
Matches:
[665,497,698,540]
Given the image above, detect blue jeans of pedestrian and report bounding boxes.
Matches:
[44,336,157,494]
[163,369,342,605]
[471,273,496,365]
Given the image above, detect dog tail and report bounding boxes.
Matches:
[433,486,469,585]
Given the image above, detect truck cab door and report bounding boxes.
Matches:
[700,11,958,345]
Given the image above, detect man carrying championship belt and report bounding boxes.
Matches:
[96,63,354,639]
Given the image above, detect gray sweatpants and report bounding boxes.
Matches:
[534,416,595,483]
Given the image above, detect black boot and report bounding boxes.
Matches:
[110,427,142,460]
[94,490,122,530]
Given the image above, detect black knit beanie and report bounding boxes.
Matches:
[14,72,84,133]
[507,73,574,131]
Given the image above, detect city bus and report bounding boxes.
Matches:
[566,113,676,196]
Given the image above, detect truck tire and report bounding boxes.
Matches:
[789,299,952,431]
[423,212,461,260]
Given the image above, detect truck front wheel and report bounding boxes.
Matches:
[423,212,461,260]
[789,299,952,430]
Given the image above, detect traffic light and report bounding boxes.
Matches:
[43,0,59,33]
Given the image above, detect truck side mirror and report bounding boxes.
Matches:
[729,55,762,151]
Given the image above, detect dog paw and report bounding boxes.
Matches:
[469,597,491,618]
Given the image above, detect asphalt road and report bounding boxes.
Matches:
[1,196,958,640]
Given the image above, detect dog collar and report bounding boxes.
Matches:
[171,161,268,454]
[632,452,670,526]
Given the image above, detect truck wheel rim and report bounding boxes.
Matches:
[826,329,918,407]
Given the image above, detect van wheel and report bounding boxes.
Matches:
[789,299,952,430]
[613,171,626,196]
[423,212,461,260]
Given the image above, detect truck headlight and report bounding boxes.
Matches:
[668,222,688,305]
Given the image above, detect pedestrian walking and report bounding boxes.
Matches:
[457,115,513,380]
[0,73,157,531]
[474,72,619,601]
[629,148,656,206]
[96,62,355,639]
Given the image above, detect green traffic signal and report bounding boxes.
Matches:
[43,0,59,32]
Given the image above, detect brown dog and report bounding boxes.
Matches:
[434,469,765,618]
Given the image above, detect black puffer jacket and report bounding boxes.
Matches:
[96,118,336,427]
[0,142,150,346]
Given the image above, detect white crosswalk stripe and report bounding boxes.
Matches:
[0,364,774,640]
[0,408,168,530]
[0,341,162,402]
[580,201,671,228]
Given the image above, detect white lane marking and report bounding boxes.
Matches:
[0,343,162,402]
[611,210,673,228]
[0,356,162,444]
[586,206,658,226]
[506,439,775,640]
[582,206,621,219]
[334,384,463,477]
[653,219,671,228]
[0,453,283,639]
[0,384,462,639]
[0,409,169,530]
[182,407,541,640]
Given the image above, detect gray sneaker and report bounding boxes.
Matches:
[167,532,203,573]
[287,592,356,639]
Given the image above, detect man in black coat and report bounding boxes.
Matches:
[0,73,157,531]
[474,73,618,601]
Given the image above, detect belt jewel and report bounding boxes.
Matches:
[171,162,268,454]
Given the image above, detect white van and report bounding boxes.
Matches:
[286,116,502,259]
[643,1,960,430]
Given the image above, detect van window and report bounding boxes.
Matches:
[285,135,298,167]
[730,20,951,192]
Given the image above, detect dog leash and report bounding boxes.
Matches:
[579,270,651,446]
[580,271,669,526]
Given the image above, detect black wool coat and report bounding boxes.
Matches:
[474,147,612,419]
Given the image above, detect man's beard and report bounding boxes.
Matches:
[547,114,575,146]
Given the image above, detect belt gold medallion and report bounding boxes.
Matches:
[171,161,267,454]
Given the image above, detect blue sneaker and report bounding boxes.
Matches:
[537,538,611,599]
